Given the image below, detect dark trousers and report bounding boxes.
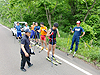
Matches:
[21,54,31,69]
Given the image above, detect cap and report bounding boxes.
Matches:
[33,22,35,24]
[17,22,19,24]
[76,21,81,24]
[25,29,31,33]
[40,22,44,25]
[54,23,59,28]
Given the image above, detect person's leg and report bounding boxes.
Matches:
[42,35,48,50]
[44,41,47,47]
[33,32,35,40]
[35,34,38,44]
[75,37,79,52]
[47,44,52,57]
[21,54,27,69]
[40,35,43,46]
[34,32,37,43]
[30,30,33,38]
[41,36,44,50]
[17,32,20,40]
[67,38,75,55]
[44,36,47,47]
[73,38,79,57]
[44,40,48,50]
[52,44,56,56]
[26,56,31,66]
[33,31,35,40]
[41,40,44,47]
[17,37,19,39]
[37,34,41,45]
[20,32,22,38]
[70,38,75,50]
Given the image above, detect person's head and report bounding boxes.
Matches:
[25,29,31,37]
[25,23,28,27]
[35,22,38,26]
[76,21,81,27]
[53,23,59,30]
[40,22,44,27]
[17,22,19,26]
[33,22,35,25]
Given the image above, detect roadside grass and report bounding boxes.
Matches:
[56,30,100,68]
[0,20,13,28]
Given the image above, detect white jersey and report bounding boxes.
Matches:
[24,26,29,31]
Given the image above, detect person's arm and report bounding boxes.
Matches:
[30,25,32,29]
[57,29,60,37]
[34,27,36,31]
[37,30,40,32]
[46,29,51,37]
[20,25,22,29]
[37,28,41,33]
[21,44,29,57]
[80,32,85,38]
[80,28,85,38]
[45,27,47,32]
[41,27,47,32]
[70,27,74,33]
[37,27,40,33]
[71,30,74,33]
[15,26,17,30]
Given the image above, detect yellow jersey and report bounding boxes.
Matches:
[40,26,47,35]
[31,25,35,30]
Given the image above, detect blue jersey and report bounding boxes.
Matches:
[16,25,22,33]
[73,26,84,37]
[34,26,40,34]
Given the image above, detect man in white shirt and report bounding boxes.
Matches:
[24,23,29,31]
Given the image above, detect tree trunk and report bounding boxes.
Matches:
[44,4,52,28]
[83,0,96,22]
[84,0,91,15]
[44,1,58,28]
[48,13,51,28]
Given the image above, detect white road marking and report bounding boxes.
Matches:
[30,42,92,75]
[0,24,11,31]
[1,24,93,75]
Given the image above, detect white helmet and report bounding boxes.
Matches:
[76,21,81,24]
[33,22,35,24]
[25,22,27,25]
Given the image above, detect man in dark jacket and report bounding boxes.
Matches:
[20,29,33,72]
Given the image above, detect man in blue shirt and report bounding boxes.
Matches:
[34,22,41,45]
[20,29,33,72]
[16,22,22,40]
[67,21,85,57]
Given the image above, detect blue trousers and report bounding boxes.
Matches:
[70,37,79,52]
[17,32,22,37]
[30,30,35,39]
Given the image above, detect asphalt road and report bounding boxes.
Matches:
[0,24,100,75]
